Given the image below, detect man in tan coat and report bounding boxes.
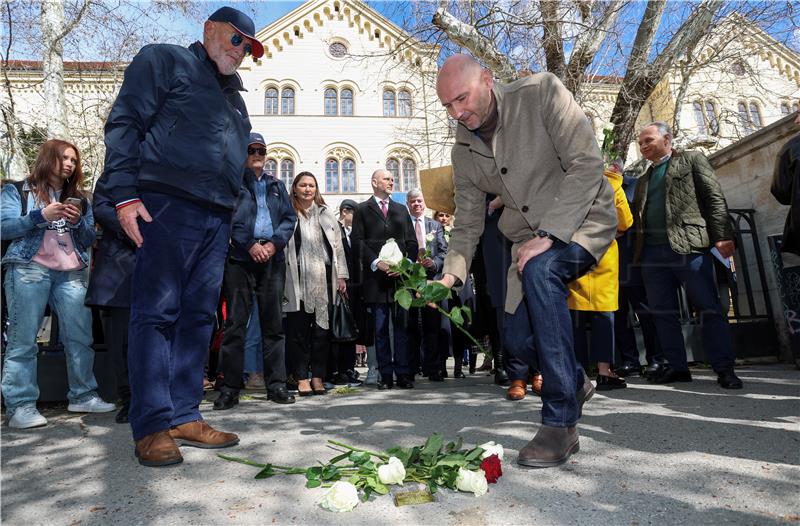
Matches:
[435,54,616,467]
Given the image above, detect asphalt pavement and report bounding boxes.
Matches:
[2,363,798,525]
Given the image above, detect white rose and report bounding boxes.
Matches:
[455,467,488,497]
[478,441,504,461]
[319,481,359,512]
[602,122,614,132]
[377,456,406,485]
[425,232,435,243]
[378,238,403,266]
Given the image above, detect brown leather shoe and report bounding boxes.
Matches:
[517,425,579,468]
[135,430,183,467]
[506,379,527,400]
[529,374,543,396]
[169,420,239,449]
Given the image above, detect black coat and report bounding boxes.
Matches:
[350,197,417,304]
[773,134,800,255]
[84,172,136,308]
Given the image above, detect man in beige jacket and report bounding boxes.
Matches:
[435,54,616,467]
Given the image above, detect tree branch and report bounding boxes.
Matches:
[432,6,516,82]
[540,0,565,78]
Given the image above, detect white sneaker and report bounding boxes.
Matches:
[68,395,116,413]
[8,406,47,429]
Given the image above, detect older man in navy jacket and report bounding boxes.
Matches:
[102,6,264,467]
[215,133,297,410]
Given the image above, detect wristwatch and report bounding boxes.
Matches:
[535,229,555,241]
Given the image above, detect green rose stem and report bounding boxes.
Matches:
[327,439,389,460]
[217,454,305,473]
[392,265,487,356]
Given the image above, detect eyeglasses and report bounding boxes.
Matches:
[230,33,253,57]
[248,147,266,155]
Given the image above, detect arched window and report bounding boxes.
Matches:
[386,158,399,182]
[693,99,718,135]
[280,159,294,187]
[325,158,339,192]
[325,89,338,116]
[281,88,295,115]
[748,102,762,129]
[342,158,356,192]
[398,90,412,117]
[383,90,396,116]
[340,89,353,116]
[402,159,417,192]
[737,102,753,135]
[693,101,707,134]
[265,158,278,178]
[264,88,279,115]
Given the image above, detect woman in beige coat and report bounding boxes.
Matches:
[284,172,348,396]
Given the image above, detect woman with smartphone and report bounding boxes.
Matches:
[1,139,115,429]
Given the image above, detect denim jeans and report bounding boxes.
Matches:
[2,262,99,414]
[505,241,596,428]
[640,244,735,373]
[243,297,263,374]
[128,193,231,441]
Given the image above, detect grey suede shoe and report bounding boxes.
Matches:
[517,425,579,468]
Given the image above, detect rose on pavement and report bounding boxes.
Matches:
[377,456,406,485]
[478,441,504,460]
[378,238,404,266]
[455,467,488,497]
[479,454,503,484]
[320,481,360,512]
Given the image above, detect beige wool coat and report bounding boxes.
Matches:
[441,72,617,313]
[283,204,348,314]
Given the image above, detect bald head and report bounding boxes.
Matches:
[436,54,494,131]
[371,169,394,199]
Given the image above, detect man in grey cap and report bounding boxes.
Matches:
[215,133,297,410]
[102,6,264,467]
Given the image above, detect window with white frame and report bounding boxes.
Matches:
[264,88,279,115]
[386,156,416,192]
[325,88,338,116]
[281,88,295,115]
[692,99,718,135]
[265,158,278,178]
[340,88,353,116]
[398,90,412,117]
[325,157,357,193]
[383,90,396,116]
[737,100,762,135]
[280,159,294,187]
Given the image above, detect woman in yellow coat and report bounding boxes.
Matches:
[568,168,633,390]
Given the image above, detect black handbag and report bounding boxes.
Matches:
[330,292,359,343]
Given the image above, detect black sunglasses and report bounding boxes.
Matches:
[230,33,253,57]
[248,147,266,155]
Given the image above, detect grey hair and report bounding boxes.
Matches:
[406,187,423,201]
[642,121,673,141]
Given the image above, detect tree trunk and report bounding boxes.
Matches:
[41,0,69,140]
[540,0,565,79]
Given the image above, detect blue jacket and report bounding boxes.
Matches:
[84,173,136,308]
[229,171,297,262]
[1,182,95,267]
[103,41,251,210]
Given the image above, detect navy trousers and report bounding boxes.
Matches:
[504,241,596,428]
[127,193,231,441]
[640,244,735,373]
[371,303,410,379]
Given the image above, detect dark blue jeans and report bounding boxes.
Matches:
[572,311,614,368]
[640,244,735,373]
[127,193,231,441]
[505,241,596,428]
[371,303,410,379]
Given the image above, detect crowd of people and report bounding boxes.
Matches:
[0,6,759,470]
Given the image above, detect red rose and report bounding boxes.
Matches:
[479,454,502,483]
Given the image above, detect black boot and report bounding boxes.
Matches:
[493,349,510,386]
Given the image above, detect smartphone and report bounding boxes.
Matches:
[65,197,82,208]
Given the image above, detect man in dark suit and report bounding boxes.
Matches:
[350,170,418,389]
[405,189,447,381]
